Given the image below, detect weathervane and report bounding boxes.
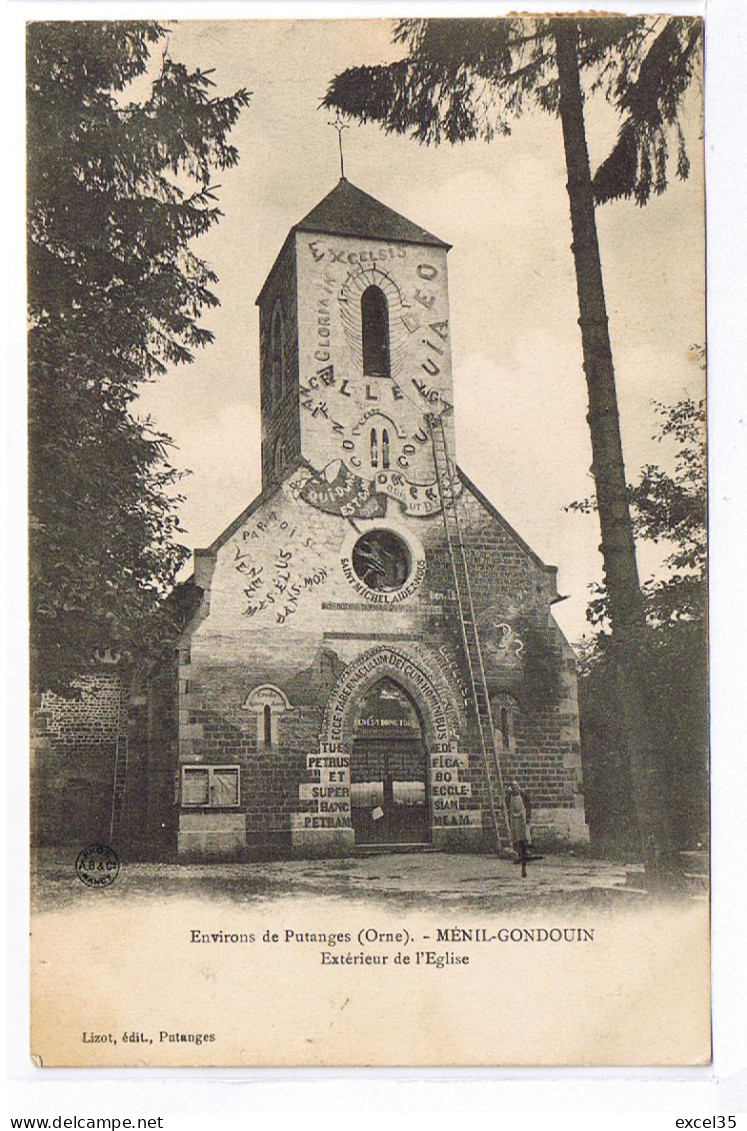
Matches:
[328,109,349,179]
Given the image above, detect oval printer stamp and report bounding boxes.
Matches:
[75,844,120,888]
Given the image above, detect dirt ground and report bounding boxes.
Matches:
[29,847,712,1069]
[32,847,639,913]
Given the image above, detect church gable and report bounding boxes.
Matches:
[189,472,342,648]
[457,472,559,608]
[186,455,556,653]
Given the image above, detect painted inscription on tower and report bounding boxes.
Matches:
[295,228,457,514]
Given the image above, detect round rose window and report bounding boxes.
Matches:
[351,530,411,593]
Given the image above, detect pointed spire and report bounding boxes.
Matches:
[295,180,450,248]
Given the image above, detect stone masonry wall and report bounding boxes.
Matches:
[259,241,301,489]
[32,672,127,846]
[450,483,585,836]
[171,469,586,857]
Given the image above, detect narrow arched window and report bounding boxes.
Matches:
[263,704,272,747]
[361,286,390,377]
[494,692,519,752]
[370,428,378,468]
[271,308,284,402]
[382,429,391,470]
[500,707,510,750]
[273,437,285,478]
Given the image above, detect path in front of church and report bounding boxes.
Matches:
[33,849,645,913]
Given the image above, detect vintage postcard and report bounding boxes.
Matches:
[28,14,708,1067]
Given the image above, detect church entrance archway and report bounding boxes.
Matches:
[350,678,429,846]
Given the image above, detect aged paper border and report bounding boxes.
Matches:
[7,0,747,1111]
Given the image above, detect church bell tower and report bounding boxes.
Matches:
[256,178,456,502]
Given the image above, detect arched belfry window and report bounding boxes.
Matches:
[270,307,284,403]
[500,707,510,749]
[361,286,391,377]
[369,425,392,471]
[492,692,520,753]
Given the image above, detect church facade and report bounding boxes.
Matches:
[34,178,588,860]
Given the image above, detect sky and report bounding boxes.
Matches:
[136,17,706,645]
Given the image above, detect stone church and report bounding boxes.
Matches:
[33,178,588,860]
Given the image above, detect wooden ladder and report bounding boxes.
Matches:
[109,733,128,846]
[428,412,513,851]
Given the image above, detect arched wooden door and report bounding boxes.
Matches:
[350,678,429,846]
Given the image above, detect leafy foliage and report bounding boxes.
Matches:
[593,18,703,205]
[569,394,706,632]
[27,22,251,693]
[577,610,707,850]
[572,397,708,849]
[324,16,702,204]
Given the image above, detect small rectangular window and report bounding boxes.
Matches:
[182,765,240,808]
[212,767,239,807]
[183,767,209,806]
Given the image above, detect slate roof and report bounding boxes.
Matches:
[295,178,450,249]
[256,178,451,304]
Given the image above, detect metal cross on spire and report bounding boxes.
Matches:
[328,109,349,179]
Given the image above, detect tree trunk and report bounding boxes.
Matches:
[553,19,680,890]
